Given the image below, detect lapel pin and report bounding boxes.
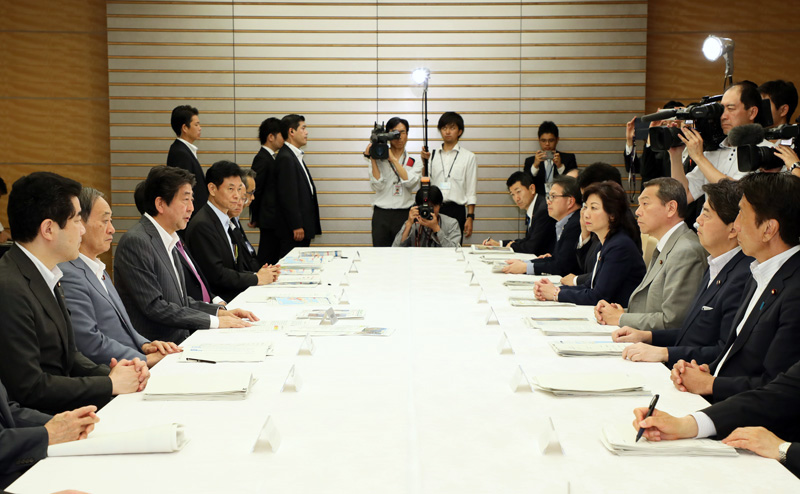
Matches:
[771,289,777,295]
[659,260,663,265]
[716,280,721,285]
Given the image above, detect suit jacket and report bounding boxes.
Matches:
[624,145,671,191]
[184,204,258,303]
[251,147,280,230]
[176,240,218,304]
[504,194,556,255]
[274,145,322,239]
[707,250,800,403]
[523,151,578,196]
[59,258,149,365]
[0,245,112,414]
[232,217,260,272]
[114,216,220,344]
[651,250,752,368]
[529,211,581,276]
[575,234,601,286]
[167,139,207,214]
[0,379,50,489]
[557,232,646,307]
[619,223,707,331]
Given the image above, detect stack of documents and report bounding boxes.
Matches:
[550,341,628,357]
[601,424,738,456]
[144,371,255,401]
[524,318,616,336]
[179,343,273,362]
[48,423,189,456]
[285,326,394,337]
[280,257,324,268]
[529,373,648,396]
[271,275,321,286]
[296,308,365,319]
[471,244,513,253]
[509,298,575,307]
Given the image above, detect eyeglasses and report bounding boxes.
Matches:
[546,194,568,201]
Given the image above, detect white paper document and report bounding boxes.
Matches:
[285,326,394,337]
[48,423,189,456]
[144,371,255,401]
[601,424,738,457]
[550,342,628,357]
[529,373,649,396]
[471,244,513,253]
[510,298,575,307]
[296,309,365,319]
[179,343,273,362]
[524,319,617,336]
[270,275,321,286]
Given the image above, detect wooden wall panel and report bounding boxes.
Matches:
[0,0,110,238]
[107,0,648,247]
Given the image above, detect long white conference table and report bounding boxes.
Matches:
[11,247,799,493]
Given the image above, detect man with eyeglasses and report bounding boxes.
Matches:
[483,171,555,255]
[503,175,582,275]
[227,168,261,272]
[523,121,579,197]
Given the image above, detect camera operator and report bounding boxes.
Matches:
[758,80,797,129]
[670,81,773,205]
[392,185,461,248]
[365,117,423,247]
[624,101,686,187]
[420,112,477,240]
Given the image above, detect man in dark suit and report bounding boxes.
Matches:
[670,172,800,404]
[482,171,555,255]
[166,104,207,214]
[0,378,99,489]
[522,120,579,197]
[0,172,146,414]
[503,175,582,276]
[59,187,181,368]
[184,161,277,303]
[633,358,800,479]
[114,166,257,344]
[613,180,752,368]
[273,114,322,258]
[134,180,223,305]
[251,117,285,265]
[229,168,261,272]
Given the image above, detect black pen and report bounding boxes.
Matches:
[186,357,216,364]
[635,394,660,442]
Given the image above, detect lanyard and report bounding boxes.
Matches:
[388,150,407,183]
[440,149,460,179]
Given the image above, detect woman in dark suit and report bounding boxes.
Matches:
[535,180,645,306]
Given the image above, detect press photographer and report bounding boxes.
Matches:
[392,180,461,248]
[661,81,774,205]
[365,117,424,247]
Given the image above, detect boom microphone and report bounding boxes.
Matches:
[727,124,765,147]
[640,109,678,124]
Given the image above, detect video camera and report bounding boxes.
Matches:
[418,177,434,220]
[735,124,800,172]
[644,95,774,153]
[369,122,401,160]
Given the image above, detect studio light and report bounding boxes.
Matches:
[411,67,430,86]
[411,68,431,175]
[702,35,735,90]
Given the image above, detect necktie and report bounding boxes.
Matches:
[228,226,239,261]
[649,247,661,269]
[525,215,531,227]
[175,241,210,303]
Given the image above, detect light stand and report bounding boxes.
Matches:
[702,35,735,91]
[412,68,431,176]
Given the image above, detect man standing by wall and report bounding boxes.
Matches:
[167,105,207,215]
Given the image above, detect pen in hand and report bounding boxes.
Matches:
[635,393,660,442]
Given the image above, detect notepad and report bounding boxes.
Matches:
[144,371,255,401]
[179,343,273,362]
[509,298,575,307]
[48,423,190,456]
[529,373,649,396]
[525,319,617,336]
[550,341,628,357]
[601,424,738,457]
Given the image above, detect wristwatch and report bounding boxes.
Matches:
[790,162,800,172]
[466,213,475,220]
[779,442,792,464]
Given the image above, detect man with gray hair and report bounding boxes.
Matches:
[595,177,707,331]
[59,188,182,367]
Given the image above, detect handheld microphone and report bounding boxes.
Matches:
[727,124,765,147]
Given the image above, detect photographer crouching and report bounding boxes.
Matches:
[392,180,461,248]
[365,117,423,247]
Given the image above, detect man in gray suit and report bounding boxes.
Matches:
[60,188,182,367]
[0,378,98,489]
[595,177,707,330]
[114,166,256,344]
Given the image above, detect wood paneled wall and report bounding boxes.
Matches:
[106,0,648,248]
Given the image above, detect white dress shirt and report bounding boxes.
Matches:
[17,244,63,301]
[177,138,198,160]
[367,150,423,209]
[79,253,108,294]
[285,142,315,195]
[712,244,800,377]
[706,246,742,288]
[655,221,684,253]
[429,143,478,205]
[144,213,219,329]
[262,145,278,159]
[502,197,536,248]
[686,137,773,201]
